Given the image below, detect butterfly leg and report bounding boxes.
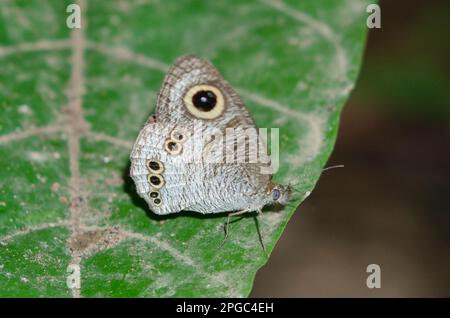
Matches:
[254,208,267,253]
[220,210,248,248]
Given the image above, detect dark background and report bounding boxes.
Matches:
[252,0,450,297]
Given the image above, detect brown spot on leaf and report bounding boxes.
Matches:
[68,227,123,257]
[60,196,69,204]
[51,182,60,192]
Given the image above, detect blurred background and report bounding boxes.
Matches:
[252,0,450,297]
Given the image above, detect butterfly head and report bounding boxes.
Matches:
[270,184,291,206]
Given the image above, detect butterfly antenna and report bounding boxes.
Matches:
[283,165,345,205]
[322,164,344,172]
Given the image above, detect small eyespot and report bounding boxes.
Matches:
[164,139,182,155]
[183,84,225,120]
[149,191,159,198]
[153,198,162,206]
[147,174,164,189]
[146,159,164,174]
[272,189,281,201]
[147,115,157,124]
[170,130,186,143]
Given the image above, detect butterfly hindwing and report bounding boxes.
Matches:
[130,121,198,214]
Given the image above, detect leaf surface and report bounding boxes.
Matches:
[0,0,370,297]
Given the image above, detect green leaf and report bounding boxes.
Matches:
[0,0,370,297]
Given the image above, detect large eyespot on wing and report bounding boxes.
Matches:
[183,84,225,120]
[155,55,255,127]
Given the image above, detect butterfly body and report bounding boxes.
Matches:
[130,55,290,215]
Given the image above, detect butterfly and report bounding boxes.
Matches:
[130,55,291,228]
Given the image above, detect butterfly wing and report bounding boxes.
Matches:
[130,55,272,215]
[130,119,204,215]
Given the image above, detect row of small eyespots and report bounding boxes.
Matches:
[146,159,164,206]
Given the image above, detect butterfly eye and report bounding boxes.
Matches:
[148,174,165,189]
[146,159,164,174]
[183,84,225,120]
[272,189,281,201]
